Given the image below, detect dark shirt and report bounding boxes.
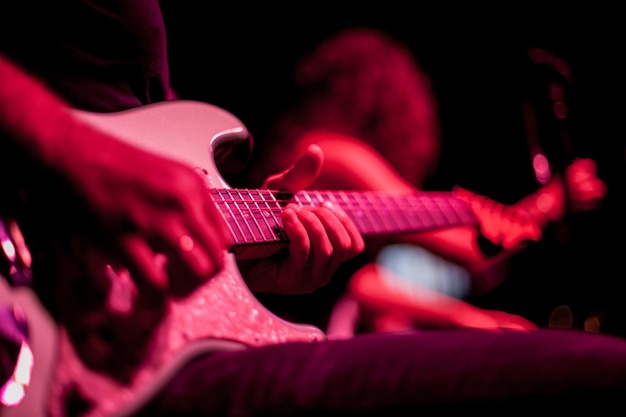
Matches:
[0,0,171,112]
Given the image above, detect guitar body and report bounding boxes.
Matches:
[1,100,476,417]
[2,101,326,417]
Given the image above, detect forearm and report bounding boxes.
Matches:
[0,53,78,171]
[0,53,112,221]
[350,263,503,330]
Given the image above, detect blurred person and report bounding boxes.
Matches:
[244,27,607,335]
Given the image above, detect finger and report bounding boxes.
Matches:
[183,198,230,277]
[309,205,352,274]
[321,201,365,260]
[263,144,323,192]
[181,179,232,271]
[282,206,311,268]
[207,200,234,248]
[292,206,335,287]
[118,235,168,303]
[570,157,598,175]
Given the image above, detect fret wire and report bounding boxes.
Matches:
[448,197,468,224]
[286,191,311,206]
[379,193,402,233]
[357,191,382,235]
[326,191,340,207]
[436,196,460,225]
[316,190,330,206]
[359,192,376,233]
[318,189,349,223]
[314,190,327,208]
[369,194,392,233]
[380,194,404,233]
[263,190,287,241]
[256,189,286,242]
[412,195,438,228]
[240,189,266,243]
[242,189,261,242]
[450,197,475,225]
[412,195,434,227]
[453,198,476,223]
[248,189,272,242]
[211,189,246,244]
[387,194,413,232]
[227,189,256,244]
[316,190,326,205]
[337,191,365,234]
[428,195,454,227]
[289,192,300,207]
[357,193,381,233]
[397,194,422,231]
[356,192,379,235]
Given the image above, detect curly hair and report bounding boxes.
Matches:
[262,27,441,188]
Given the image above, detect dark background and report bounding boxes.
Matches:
[160,4,625,334]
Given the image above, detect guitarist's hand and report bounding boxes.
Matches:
[17,116,233,299]
[453,187,542,252]
[564,157,607,213]
[241,144,365,294]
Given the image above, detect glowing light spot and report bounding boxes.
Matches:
[377,244,471,300]
[548,305,573,329]
[536,192,555,215]
[1,240,16,262]
[584,315,602,333]
[14,343,33,385]
[532,153,551,185]
[8,221,32,268]
[0,381,25,406]
[0,342,33,407]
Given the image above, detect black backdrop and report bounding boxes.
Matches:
[160,4,626,334]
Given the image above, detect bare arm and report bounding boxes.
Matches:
[348,262,537,332]
[0,53,231,296]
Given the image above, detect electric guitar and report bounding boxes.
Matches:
[0,100,478,417]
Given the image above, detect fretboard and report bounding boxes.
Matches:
[210,189,476,247]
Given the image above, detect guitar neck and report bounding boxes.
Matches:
[210,189,476,247]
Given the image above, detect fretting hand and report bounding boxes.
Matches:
[240,144,365,294]
[453,186,543,252]
[564,157,607,213]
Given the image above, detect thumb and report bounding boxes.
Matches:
[262,144,324,192]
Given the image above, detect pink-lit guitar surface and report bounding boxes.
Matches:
[0,100,476,417]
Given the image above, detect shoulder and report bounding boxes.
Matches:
[296,130,415,192]
[298,130,386,163]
